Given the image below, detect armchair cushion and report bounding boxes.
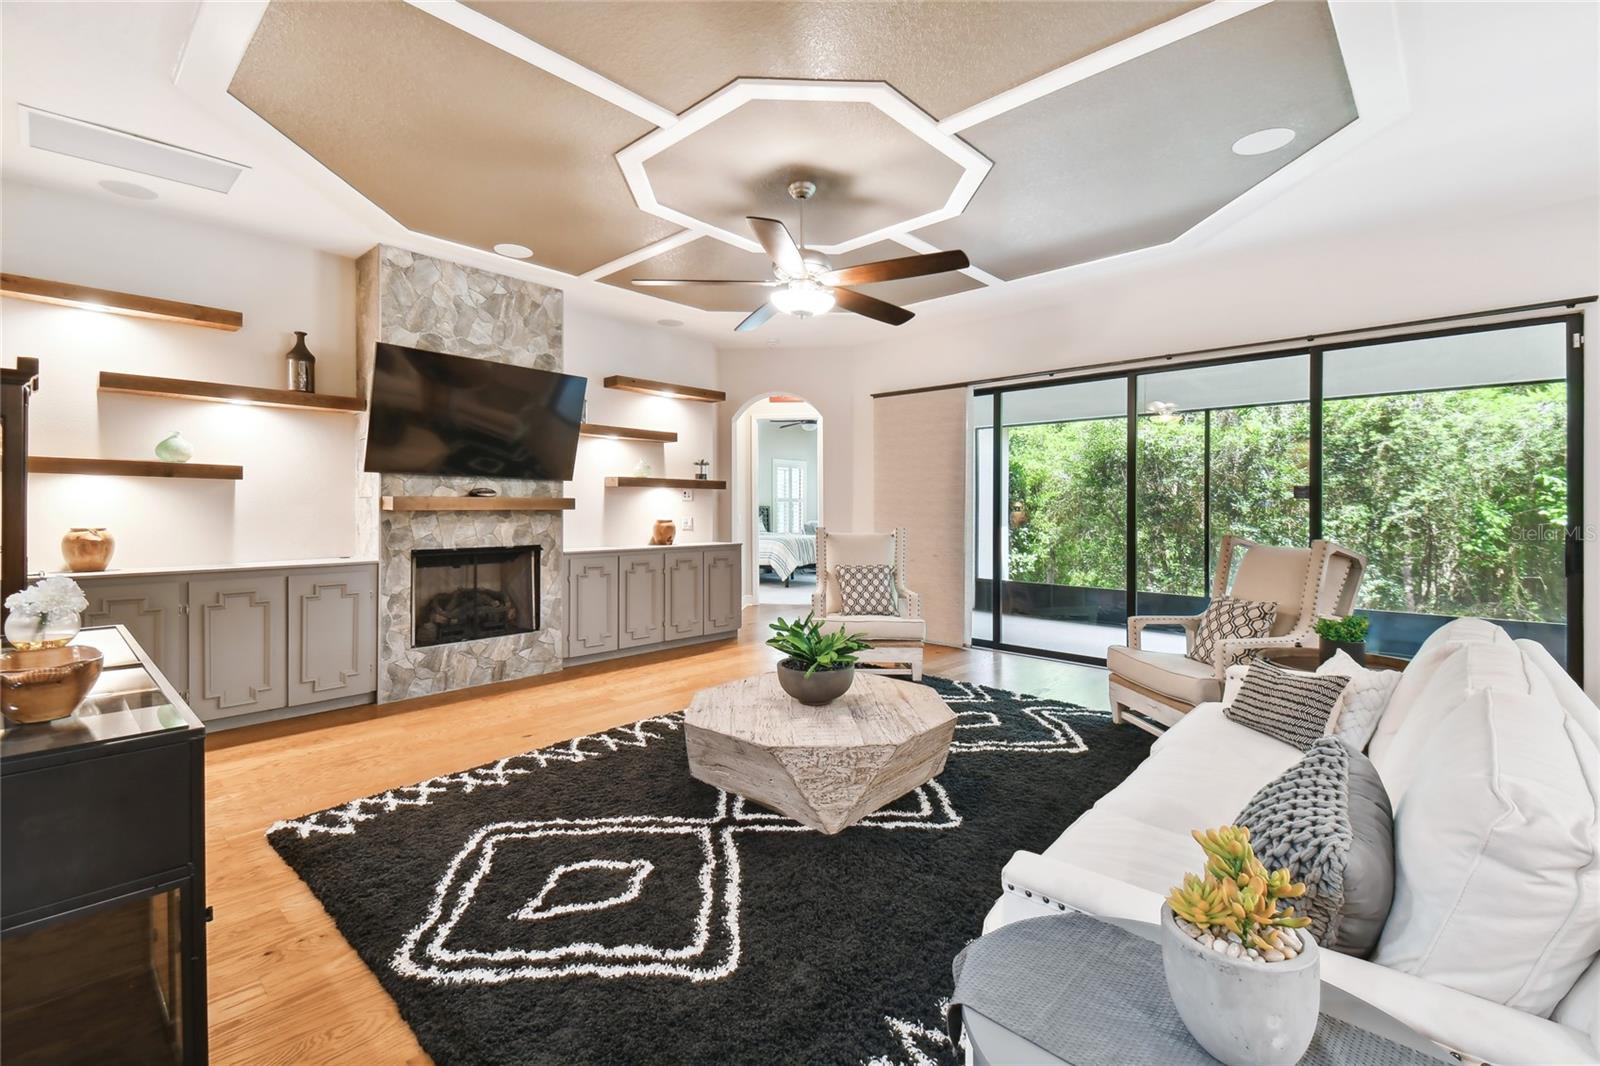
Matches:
[819,532,896,613]
[1107,645,1224,707]
[835,563,898,616]
[1187,596,1276,668]
[818,615,925,642]
[1231,543,1313,635]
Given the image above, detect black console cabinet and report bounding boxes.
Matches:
[1,625,207,1064]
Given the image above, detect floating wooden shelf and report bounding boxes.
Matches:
[579,422,678,443]
[605,477,726,490]
[28,457,243,480]
[603,375,725,403]
[99,372,364,413]
[1,273,243,331]
[381,496,576,512]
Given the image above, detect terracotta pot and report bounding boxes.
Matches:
[776,660,855,705]
[61,527,115,572]
[0,646,103,724]
[650,519,677,545]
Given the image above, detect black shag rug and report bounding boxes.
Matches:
[268,676,1151,1065]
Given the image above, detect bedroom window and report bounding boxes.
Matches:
[773,459,806,533]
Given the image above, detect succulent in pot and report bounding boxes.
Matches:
[1162,826,1320,1066]
[766,613,872,705]
[1314,613,1369,665]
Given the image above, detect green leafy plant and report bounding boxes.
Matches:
[1313,614,1370,644]
[1168,826,1311,955]
[766,613,872,677]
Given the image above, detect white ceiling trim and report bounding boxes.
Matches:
[937,0,1273,134]
[579,228,698,281]
[401,0,679,130]
[615,79,994,258]
[890,233,1005,287]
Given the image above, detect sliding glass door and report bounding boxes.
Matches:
[971,315,1583,677]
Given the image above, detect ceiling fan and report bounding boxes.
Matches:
[631,180,971,332]
[775,418,818,431]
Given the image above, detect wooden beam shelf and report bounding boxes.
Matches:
[99,372,365,413]
[29,457,243,480]
[602,375,725,403]
[381,496,576,512]
[1,273,243,332]
[579,422,678,443]
[605,477,727,490]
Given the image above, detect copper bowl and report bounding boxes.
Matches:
[0,646,104,724]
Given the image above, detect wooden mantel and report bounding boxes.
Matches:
[380,496,576,513]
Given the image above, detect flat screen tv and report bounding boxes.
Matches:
[362,342,587,481]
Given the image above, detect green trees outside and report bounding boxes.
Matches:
[1002,382,1566,623]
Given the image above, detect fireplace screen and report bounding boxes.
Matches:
[412,546,539,648]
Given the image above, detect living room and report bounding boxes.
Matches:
[1,2,1597,1064]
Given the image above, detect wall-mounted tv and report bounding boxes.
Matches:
[362,342,586,481]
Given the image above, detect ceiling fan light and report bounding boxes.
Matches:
[770,282,835,318]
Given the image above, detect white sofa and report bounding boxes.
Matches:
[986,618,1600,1065]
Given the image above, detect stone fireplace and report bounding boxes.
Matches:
[355,246,565,701]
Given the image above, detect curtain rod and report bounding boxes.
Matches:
[870,294,1595,399]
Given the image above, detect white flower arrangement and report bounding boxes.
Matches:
[4,576,88,626]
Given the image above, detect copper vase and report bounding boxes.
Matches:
[649,519,677,545]
[61,527,115,572]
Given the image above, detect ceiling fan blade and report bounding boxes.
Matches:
[631,278,778,287]
[833,287,914,326]
[747,217,807,277]
[819,249,971,287]
[734,301,778,333]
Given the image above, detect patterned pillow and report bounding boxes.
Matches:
[1236,736,1395,956]
[836,564,897,615]
[1187,596,1277,667]
[1226,659,1351,750]
[1317,650,1402,752]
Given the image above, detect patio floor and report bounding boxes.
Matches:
[969,611,1188,660]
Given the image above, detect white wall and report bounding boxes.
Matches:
[755,419,819,527]
[3,180,360,571]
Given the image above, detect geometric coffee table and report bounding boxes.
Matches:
[684,672,956,834]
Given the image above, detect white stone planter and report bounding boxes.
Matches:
[1160,903,1321,1066]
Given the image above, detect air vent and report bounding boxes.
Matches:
[22,105,247,194]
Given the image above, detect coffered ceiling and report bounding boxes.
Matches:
[226,0,1366,319]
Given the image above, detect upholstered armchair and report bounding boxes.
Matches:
[811,527,925,680]
[1107,535,1366,734]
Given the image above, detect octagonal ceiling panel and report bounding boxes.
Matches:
[915,0,1357,280]
[599,237,981,313]
[642,100,965,249]
[463,1,1204,120]
[228,0,678,276]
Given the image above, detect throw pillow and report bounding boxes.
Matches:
[1187,597,1277,668]
[1316,650,1402,753]
[1225,659,1350,751]
[1236,737,1395,957]
[836,564,897,615]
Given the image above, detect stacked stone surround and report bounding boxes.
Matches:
[355,246,565,702]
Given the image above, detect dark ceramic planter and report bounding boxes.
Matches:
[776,660,855,705]
[1319,639,1367,666]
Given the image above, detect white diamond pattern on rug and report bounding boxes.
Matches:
[511,858,655,922]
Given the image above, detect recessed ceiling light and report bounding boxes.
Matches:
[1231,128,1296,156]
[656,318,684,328]
[98,179,157,200]
[493,243,534,259]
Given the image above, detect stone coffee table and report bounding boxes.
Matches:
[684,672,957,834]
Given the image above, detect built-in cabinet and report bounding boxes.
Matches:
[70,562,378,727]
[565,543,742,662]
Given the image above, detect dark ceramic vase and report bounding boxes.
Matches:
[776,660,855,705]
[1319,639,1367,665]
[285,331,316,393]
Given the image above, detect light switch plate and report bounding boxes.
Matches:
[681,516,695,531]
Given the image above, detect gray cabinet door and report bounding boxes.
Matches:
[80,579,187,693]
[287,567,377,706]
[187,574,288,721]
[664,551,705,640]
[703,547,742,634]
[617,551,665,650]
[567,555,619,657]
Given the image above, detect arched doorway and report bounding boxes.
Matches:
[731,395,824,606]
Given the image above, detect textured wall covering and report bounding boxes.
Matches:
[356,246,565,701]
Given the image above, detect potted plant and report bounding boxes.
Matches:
[1162,826,1319,1066]
[1314,613,1369,665]
[766,613,872,705]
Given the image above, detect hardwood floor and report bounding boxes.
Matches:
[204,604,1109,1064]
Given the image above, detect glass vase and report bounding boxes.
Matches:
[4,612,81,651]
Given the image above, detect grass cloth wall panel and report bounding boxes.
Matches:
[874,388,966,647]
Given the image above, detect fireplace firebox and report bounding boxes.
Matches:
[412,546,539,649]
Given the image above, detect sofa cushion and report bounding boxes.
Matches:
[1373,687,1600,1016]
[1225,659,1350,750]
[817,615,925,642]
[1042,809,1203,896]
[1316,650,1402,752]
[1367,617,1516,766]
[1107,645,1224,707]
[1230,543,1311,636]
[1237,737,1395,957]
[1187,596,1277,668]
